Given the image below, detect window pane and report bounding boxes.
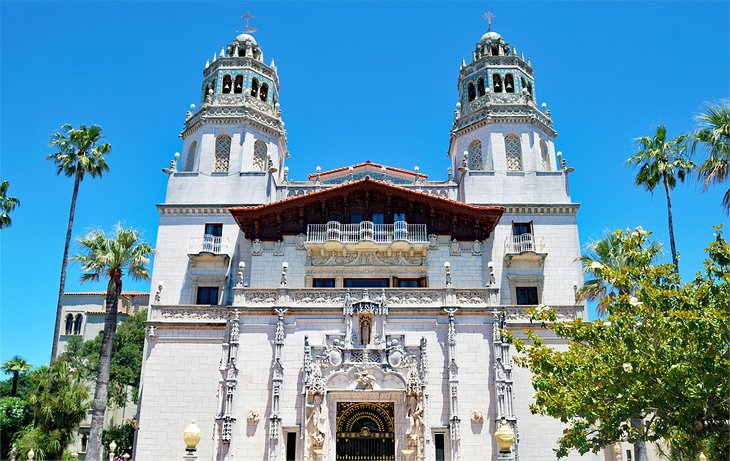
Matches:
[205,223,223,236]
[350,212,363,224]
[435,433,445,461]
[197,286,219,305]
[513,222,531,235]
[313,278,335,288]
[372,213,384,225]
[286,432,296,461]
[344,278,389,288]
[394,212,406,222]
[516,287,538,305]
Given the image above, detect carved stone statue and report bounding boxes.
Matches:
[355,368,375,390]
[247,409,261,424]
[306,393,327,448]
[406,393,424,438]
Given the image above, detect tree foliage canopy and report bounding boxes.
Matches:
[509,228,730,459]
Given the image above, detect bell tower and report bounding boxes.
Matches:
[167,25,288,205]
[449,19,570,205]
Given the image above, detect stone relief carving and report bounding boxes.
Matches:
[247,409,260,424]
[428,234,438,249]
[308,251,424,267]
[472,240,482,255]
[251,239,263,256]
[449,239,461,256]
[295,233,306,249]
[471,409,484,424]
[273,240,284,256]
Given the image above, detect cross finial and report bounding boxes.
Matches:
[241,12,257,34]
[482,10,496,31]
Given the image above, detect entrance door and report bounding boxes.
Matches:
[336,402,395,461]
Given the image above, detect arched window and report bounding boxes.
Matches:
[253,140,267,172]
[505,134,523,171]
[477,77,486,97]
[505,74,515,93]
[540,140,550,171]
[73,314,83,335]
[214,136,231,173]
[468,140,483,170]
[184,141,197,171]
[65,314,73,335]
[222,75,232,94]
[203,84,209,98]
[234,75,243,94]
[491,45,499,56]
[238,46,246,57]
[251,77,259,97]
[527,82,533,99]
[260,83,269,102]
[467,82,476,102]
[492,74,503,93]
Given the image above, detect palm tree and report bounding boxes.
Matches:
[626,125,694,272]
[47,124,111,360]
[0,181,20,229]
[1,356,32,397]
[693,100,730,213]
[578,230,663,315]
[73,225,153,461]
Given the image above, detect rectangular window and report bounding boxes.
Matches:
[626,450,633,461]
[196,286,219,305]
[204,223,223,237]
[286,432,297,461]
[372,213,385,225]
[512,222,532,236]
[515,286,538,305]
[394,277,427,288]
[434,433,446,461]
[344,278,389,288]
[313,278,335,288]
[349,212,363,224]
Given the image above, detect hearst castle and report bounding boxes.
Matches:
[133,23,616,461]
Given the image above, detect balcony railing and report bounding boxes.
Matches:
[189,234,230,255]
[306,221,428,245]
[504,233,545,254]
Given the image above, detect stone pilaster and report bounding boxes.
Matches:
[492,309,518,460]
[445,308,461,461]
[215,310,240,460]
[269,309,287,461]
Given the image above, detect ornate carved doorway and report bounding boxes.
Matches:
[336,402,395,461]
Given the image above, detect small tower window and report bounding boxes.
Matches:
[253,140,267,172]
[505,134,523,171]
[238,46,246,57]
[73,314,83,335]
[491,45,499,56]
[492,74,503,93]
[477,77,486,97]
[505,74,515,93]
[520,77,527,91]
[64,314,73,335]
[467,82,476,102]
[540,140,550,171]
[214,135,231,173]
[184,141,197,172]
[527,82,534,98]
[260,83,269,102]
[203,84,210,99]
[234,75,244,94]
[468,140,483,170]
[222,75,232,94]
[251,77,259,97]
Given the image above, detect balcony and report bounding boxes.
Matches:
[504,233,547,266]
[305,221,428,254]
[188,234,230,266]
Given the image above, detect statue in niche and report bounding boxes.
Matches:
[405,393,424,440]
[306,393,327,448]
[251,239,263,256]
[359,317,372,345]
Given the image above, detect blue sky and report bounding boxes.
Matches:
[1,1,728,372]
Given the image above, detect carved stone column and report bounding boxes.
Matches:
[445,308,461,461]
[492,309,518,460]
[215,310,240,460]
[269,309,287,461]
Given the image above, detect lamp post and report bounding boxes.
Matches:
[494,419,515,459]
[109,440,117,461]
[183,419,202,460]
[26,449,34,460]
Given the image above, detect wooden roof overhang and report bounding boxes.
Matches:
[229,177,505,241]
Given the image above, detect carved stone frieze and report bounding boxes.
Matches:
[307,251,424,267]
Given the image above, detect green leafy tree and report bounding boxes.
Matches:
[47,124,111,360]
[73,225,152,461]
[0,371,33,400]
[14,359,90,461]
[627,126,695,272]
[65,310,148,407]
[0,181,20,229]
[693,100,730,213]
[509,228,729,460]
[578,228,662,315]
[1,356,32,397]
[0,396,33,459]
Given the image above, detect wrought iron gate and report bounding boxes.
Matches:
[336,402,395,461]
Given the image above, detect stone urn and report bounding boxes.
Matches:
[494,420,514,453]
[184,419,202,452]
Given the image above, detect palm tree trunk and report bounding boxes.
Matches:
[631,417,649,461]
[663,174,679,273]
[50,169,82,360]
[86,271,122,461]
[10,371,18,397]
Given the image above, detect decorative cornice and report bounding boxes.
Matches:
[157,204,256,215]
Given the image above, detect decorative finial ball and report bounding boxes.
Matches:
[456,102,461,109]
[487,261,494,269]
[27,449,35,460]
[159,280,164,287]
[573,281,578,289]
[414,166,419,172]
[444,261,451,269]
[282,262,289,269]
[174,152,180,159]
[208,89,214,95]
[275,102,280,109]
[109,441,118,453]
[239,261,245,269]
[71,453,79,460]
[316,166,321,173]
[183,419,202,451]
[557,151,563,157]
[541,102,547,109]
[349,166,354,172]
[190,104,196,111]
[284,166,289,172]
[123,454,131,460]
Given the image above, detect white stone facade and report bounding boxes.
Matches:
[133,27,620,461]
